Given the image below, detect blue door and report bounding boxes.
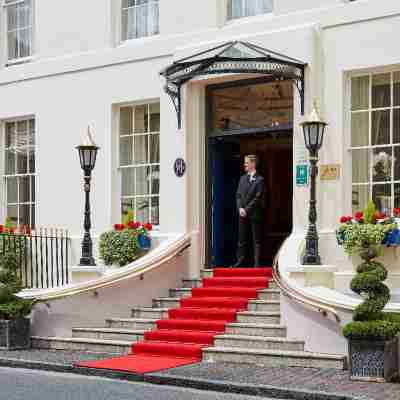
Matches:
[209,138,241,267]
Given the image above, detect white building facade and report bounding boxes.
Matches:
[3,0,400,356]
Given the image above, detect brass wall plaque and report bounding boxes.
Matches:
[320,164,341,181]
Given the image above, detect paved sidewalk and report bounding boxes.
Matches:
[0,350,399,400]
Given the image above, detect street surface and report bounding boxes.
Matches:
[0,367,278,400]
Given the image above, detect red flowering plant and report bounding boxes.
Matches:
[99,210,153,267]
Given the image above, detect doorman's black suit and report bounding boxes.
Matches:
[235,173,265,267]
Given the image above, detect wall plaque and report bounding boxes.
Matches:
[320,164,341,181]
[174,158,186,177]
[296,164,308,186]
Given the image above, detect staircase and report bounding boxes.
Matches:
[32,267,347,370]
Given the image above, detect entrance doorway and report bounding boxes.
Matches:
[206,79,293,267]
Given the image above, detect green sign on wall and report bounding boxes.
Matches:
[296,164,308,186]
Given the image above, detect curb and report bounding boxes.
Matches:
[0,357,369,400]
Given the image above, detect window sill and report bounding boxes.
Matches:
[6,56,35,67]
[224,12,275,28]
[118,34,162,48]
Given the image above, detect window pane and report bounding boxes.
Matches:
[19,176,29,203]
[134,135,149,164]
[136,2,148,38]
[351,112,369,147]
[136,166,150,195]
[371,110,390,145]
[151,196,159,225]
[352,185,369,214]
[19,28,31,58]
[7,205,18,226]
[5,149,16,175]
[18,3,31,28]
[134,105,148,133]
[28,147,35,173]
[352,149,369,183]
[19,204,30,227]
[120,107,133,135]
[121,168,135,196]
[30,205,35,229]
[394,109,400,144]
[372,73,390,109]
[150,134,160,163]
[373,147,392,182]
[17,120,28,147]
[17,148,28,174]
[8,30,18,60]
[136,197,149,223]
[394,72,400,107]
[121,198,135,220]
[149,103,160,132]
[150,165,160,194]
[351,76,369,110]
[395,147,400,181]
[373,184,392,214]
[31,176,35,202]
[6,123,16,147]
[121,9,129,41]
[7,4,17,30]
[119,136,133,166]
[28,119,35,145]
[6,177,18,204]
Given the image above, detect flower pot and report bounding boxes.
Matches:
[138,234,151,250]
[348,337,399,382]
[0,317,30,350]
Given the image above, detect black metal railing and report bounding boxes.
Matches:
[0,228,70,289]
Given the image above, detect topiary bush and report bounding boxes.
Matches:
[337,201,400,341]
[0,252,33,320]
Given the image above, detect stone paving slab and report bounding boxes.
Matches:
[0,349,399,400]
[157,362,399,400]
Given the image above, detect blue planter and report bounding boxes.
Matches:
[138,234,151,250]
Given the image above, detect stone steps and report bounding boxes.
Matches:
[214,334,304,351]
[72,327,145,342]
[182,277,278,290]
[225,322,287,337]
[203,347,347,370]
[131,307,169,319]
[236,311,281,324]
[31,336,131,354]
[106,317,156,331]
[152,297,280,312]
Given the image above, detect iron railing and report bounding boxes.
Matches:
[0,229,70,289]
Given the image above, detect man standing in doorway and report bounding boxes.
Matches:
[234,155,265,268]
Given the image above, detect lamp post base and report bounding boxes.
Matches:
[79,256,96,266]
[302,254,321,265]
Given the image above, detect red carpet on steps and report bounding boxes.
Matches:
[76,267,271,374]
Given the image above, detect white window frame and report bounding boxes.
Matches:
[227,0,273,21]
[120,0,160,43]
[2,116,36,228]
[118,102,160,226]
[349,69,400,214]
[2,0,34,66]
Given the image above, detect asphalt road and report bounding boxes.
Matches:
[0,367,278,400]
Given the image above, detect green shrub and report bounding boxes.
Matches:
[343,317,400,341]
[99,230,141,267]
[0,251,33,320]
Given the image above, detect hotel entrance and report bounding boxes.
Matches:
[206,79,294,267]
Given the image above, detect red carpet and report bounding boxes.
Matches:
[76,267,271,374]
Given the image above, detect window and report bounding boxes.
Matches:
[350,71,400,214]
[121,0,159,41]
[119,103,160,225]
[228,0,273,20]
[3,118,35,228]
[4,0,33,63]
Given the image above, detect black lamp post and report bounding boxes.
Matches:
[76,128,99,266]
[300,103,328,265]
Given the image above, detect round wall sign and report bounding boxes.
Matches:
[174,158,186,177]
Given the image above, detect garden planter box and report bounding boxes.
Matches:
[348,337,399,382]
[0,318,30,350]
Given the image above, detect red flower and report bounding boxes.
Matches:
[0,225,4,233]
[394,208,400,217]
[114,223,125,231]
[340,216,349,223]
[355,212,364,222]
[144,223,153,231]
[376,212,386,220]
[127,221,141,229]
[127,221,135,229]
[9,227,16,234]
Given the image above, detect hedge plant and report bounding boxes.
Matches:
[337,201,400,341]
[0,252,33,320]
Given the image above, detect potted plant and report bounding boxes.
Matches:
[337,201,400,382]
[99,217,153,268]
[0,247,33,350]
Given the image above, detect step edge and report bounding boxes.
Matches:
[72,327,145,334]
[31,336,133,346]
[214,335,304,343]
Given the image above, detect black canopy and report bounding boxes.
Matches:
[160,41,307,128]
